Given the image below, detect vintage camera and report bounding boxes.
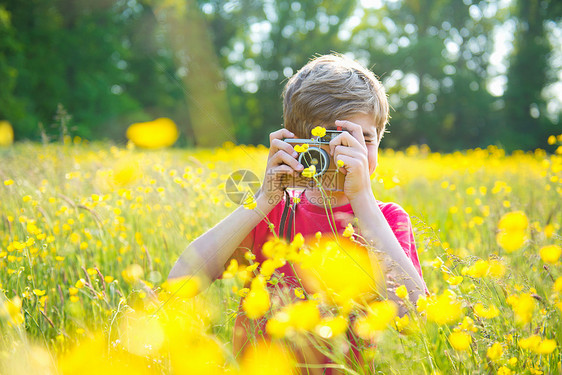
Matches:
[283,129,345,191]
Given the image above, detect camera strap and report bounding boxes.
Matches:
[278,190,300,241]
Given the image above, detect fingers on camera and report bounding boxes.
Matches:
[271,138,298,158]
[269,129,294,143]
[272,150,303,171]
[330,132,365,155]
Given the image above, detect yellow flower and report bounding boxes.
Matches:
[519,335,541,350]
[458,316,478,332]
[126,117,179,149]
[1,296,24,326]
[518,335,556,354]
[354,300,398,339]
[446,275,463,286]
[242,277,271,319]
[295,237,382,308]
[243,194,257,210]
[301,165,316,178]
[222,259,238,279]
[311,126,327,137]
[316,315,348,339]
[161,275,200,299]
[337,159,345,168]
[539,244,561,264]
[544,224,555,238]
[497,366,512,375]
[293,144,309,153]
[554,277,562,293]
[487,342,503,361]
[33,289,46,297]
[342,223,355,238]
[488,259,506,278]
[462,259,489,278]
[122,264,144,285]
[416,295,428,313]
[4,179,14,186]
[534,338,556,354]
[0,121,14,146]
[260,258,285,277]
[496,211,528,252]
[291,233,305,249]
[239,341,295,375]
[75,279,86,289]
[548,135,557,145]
[294,288,305,300]
[395,285,408,299]
[474,303,499,319]
[448,331,472,351]
[426,291,463,325]
[507,293,535,324]
[266,300,320,339]
[496,231,527,252]
[393,314,411,333]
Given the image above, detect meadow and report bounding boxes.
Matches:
[0,136,561,374]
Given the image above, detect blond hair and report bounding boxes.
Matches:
[282,54,389,141]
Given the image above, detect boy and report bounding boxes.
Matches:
[168,54,426,368]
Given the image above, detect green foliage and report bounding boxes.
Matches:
[0,0,559,151]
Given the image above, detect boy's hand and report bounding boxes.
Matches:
[257,129,304,206]
[329,120,377,201]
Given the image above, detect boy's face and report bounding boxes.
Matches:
[325,112,379,176]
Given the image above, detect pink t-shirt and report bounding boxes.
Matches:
[232,191,425,361]
[251,191,423,280]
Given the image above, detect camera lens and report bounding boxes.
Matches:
[298,147,329,176]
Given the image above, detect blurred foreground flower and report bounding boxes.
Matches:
[121,264,144,285]
[518,335,557,354]
[296,237,383,310]
[539,244,561,264]
[120,312,165,356]
[487,342,503,361]
[161,275,201,299]
[266,300,320,339]
[242,276,271,319]
[1,296,24,326]
[58,334,152,375]
[423,290,463,325]
[0,120,14,146]
[354,300,398,340]
[507,293,535,325]
[239,341,295,375]
[448,331,472,351]
[496,211,528,252]
[473,303,499,319]
[126,118,179,149]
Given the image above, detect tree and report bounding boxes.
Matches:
[352,0,501,151]
[503,0,560,151]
